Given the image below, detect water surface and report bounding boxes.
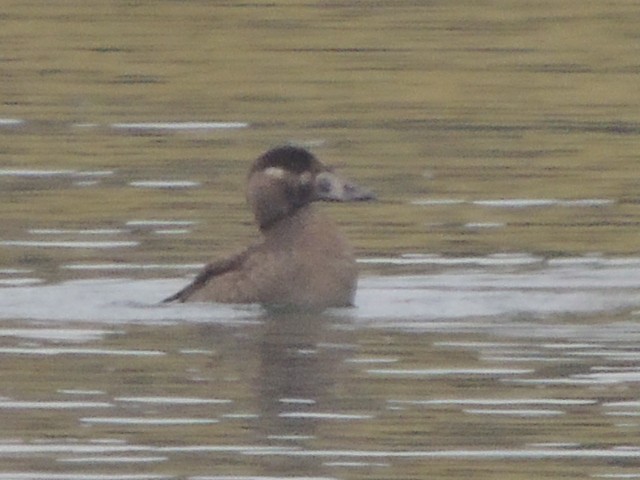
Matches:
[2,1,640,479]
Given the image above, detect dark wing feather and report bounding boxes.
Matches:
[162,247,253,303]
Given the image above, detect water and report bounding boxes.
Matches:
[2,265,640,479]
[2,1,640,479]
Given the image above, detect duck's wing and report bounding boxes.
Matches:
[162,247,253,303]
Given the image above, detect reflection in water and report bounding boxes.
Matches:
[0,262,639,475]
[1,303,640,477]
[256,312,352,476]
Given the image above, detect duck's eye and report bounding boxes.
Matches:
[316,175,333,193]
[298,172,312,186]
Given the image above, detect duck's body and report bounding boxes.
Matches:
[164,146,373,311]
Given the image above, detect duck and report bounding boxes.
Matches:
[163,145,375,311]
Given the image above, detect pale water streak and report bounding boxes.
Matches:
[189,477,337,480]
[0,118,25,126]
[29,229,126,235]
[0,169,113,177]
[0,475,171,480]
[114,397,231,405]
[125,220,198,227]
[1,257,638,323]
[413,198,615,208]
[129,180,201,189]
[278,413,373,420]
[0,347,165,356]
[62,263,204,271]
[0,328,110,341]
[80,417,219,426]
[58,456,168,463]
[0,278,43,286]
[110,122,248,130]
[0,401,112,409]
[154,229,191,235]
[0,240,139,249]
[240,448,640,460]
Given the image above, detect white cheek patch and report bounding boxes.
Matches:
[263,167,287,179]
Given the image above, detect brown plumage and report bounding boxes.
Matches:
[163,145,374,311]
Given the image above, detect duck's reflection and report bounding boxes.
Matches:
[256,310,354,473]
[194,309,355,475]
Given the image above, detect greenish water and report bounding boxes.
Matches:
[1,1,640,479]
[1,0,640,269]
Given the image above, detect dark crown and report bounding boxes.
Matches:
[251,145,324,175]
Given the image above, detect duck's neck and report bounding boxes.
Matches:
[258,204,318,235]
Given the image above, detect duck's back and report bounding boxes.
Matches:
[184,206,357,310]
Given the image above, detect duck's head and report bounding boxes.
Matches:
[246,145,375,231]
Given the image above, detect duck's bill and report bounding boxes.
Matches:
[314,171,376,202]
